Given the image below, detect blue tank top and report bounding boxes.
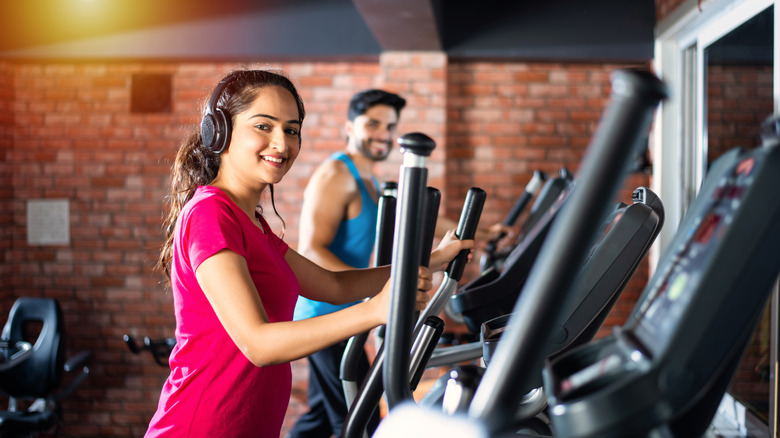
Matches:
[293,152,380,320]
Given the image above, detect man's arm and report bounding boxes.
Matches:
[298,159,361,271]
[435,216,513,248]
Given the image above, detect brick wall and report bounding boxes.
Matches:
[377,52,448,187]
[1,62,12,313]
[447,63,613,227]
[4,57,650,436]
[445,62,652,327]
[0,60,15,428]
[707,64,773,160]
[7,63,183,436]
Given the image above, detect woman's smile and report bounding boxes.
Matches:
[260,154,288,170]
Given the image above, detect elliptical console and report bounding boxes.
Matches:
[544,115,780,438]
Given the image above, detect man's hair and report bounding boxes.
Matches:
[347,89,406,121]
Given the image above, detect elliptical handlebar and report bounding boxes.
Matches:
[385,126,489,409]
[373,186,398,267]
[341,183,486,438]
[446,188,486,282]
[415,187,486,336]
[384,132,437,408]
[419,187,442,269]
[341,184,399,408]
[504,170,546,228]
[123,334,176,368]
[481,171,545,271]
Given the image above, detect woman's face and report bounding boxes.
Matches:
[221,85,302,189]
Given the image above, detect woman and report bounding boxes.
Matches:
[145,70,472,437]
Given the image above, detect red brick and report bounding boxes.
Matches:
[513,71,551,82]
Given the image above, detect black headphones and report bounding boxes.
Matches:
[200,72,241,154]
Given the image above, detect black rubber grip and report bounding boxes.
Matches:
[446,187,486,281]
[418,187,441,268]
[374,194,397,266]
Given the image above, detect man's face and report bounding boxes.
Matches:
[346,104,399,162]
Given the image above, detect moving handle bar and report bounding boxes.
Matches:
[341,133,485,438]
[340,183,399,408]
[385,129,486,408]
[414,186,485,338]
[480,170,545,272]
[384,132,436,408]
[374,182,398,268]
[340,185,439,412]
[340,183,439,438]
[410,186,487,370]
[343,132,436,438]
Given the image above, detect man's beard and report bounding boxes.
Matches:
[357,138,392,162]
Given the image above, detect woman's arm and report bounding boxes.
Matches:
[287,248,390,304]
[195,249,431,367]
[289,230,473,304]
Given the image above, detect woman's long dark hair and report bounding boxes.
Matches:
[157,70,306,282]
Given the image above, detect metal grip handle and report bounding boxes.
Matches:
[408,316,445,391]
[505,171,546,227]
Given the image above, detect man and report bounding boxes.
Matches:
[289,89,404,437]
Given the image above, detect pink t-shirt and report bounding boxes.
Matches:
[146,186,299,438]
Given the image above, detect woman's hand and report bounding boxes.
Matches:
[415,266,433,311]
[371,266,434,323]
[429,229,475,272]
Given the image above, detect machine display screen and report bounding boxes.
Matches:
[628,158,754,350]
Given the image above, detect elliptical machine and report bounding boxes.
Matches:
[340,133,487,438]
[373,69,671,437]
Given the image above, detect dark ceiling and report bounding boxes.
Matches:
[0,0,656,62]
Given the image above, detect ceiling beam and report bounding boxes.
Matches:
[351,0,442,51]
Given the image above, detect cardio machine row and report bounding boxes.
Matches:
[371,69,780,438]
[343,71,676,438]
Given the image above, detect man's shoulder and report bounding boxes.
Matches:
[307,154,358,194]
[319,155,350,172]
[314,155,355,181]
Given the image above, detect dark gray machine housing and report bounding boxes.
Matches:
[451,173,574,334]
[544,138,780,438]
[482,186,665,379]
